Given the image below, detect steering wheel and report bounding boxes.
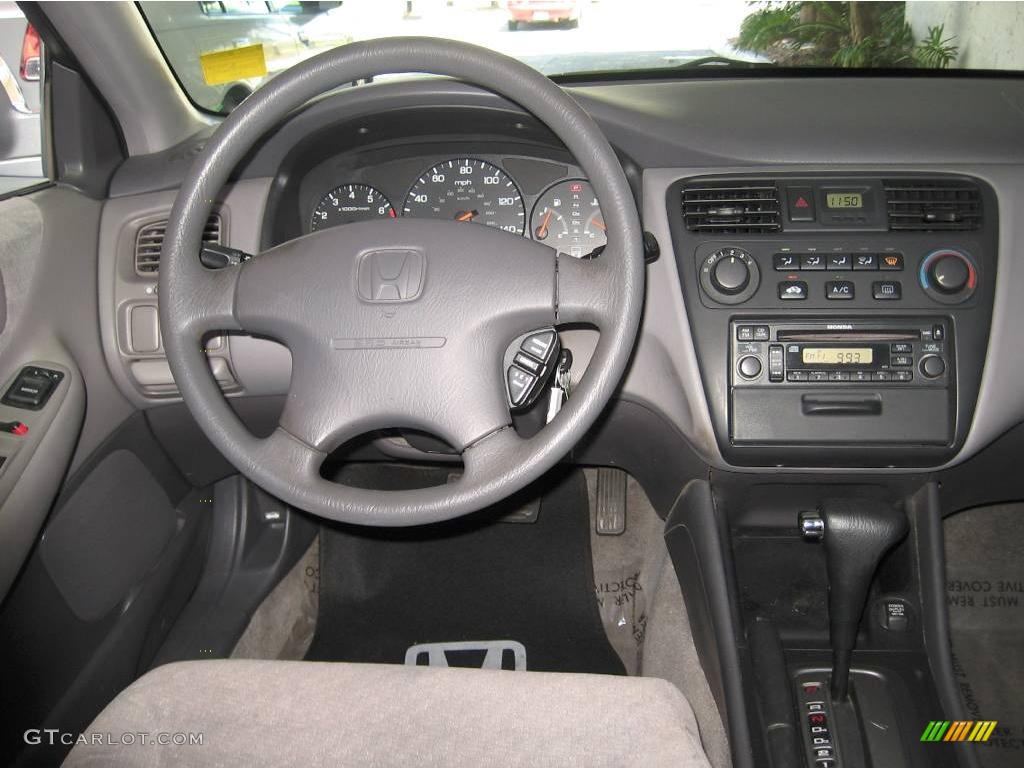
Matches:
[160,38,644,526]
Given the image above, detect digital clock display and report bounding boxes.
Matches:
[802,347,873,365]
[826,192,863,209]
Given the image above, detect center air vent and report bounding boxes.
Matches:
[682,182,781,234]
[135,214,222,275]
[884,179,981,231]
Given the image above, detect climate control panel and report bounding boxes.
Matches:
[694,240,983,311]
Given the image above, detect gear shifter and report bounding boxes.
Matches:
[802,499,908,701]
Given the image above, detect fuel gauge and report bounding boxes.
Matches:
[530,179,606,257]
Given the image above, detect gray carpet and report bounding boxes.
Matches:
[586,470,730,768]
[233,468,730,767]
[232,540,319,661]
[945,504,1024,768]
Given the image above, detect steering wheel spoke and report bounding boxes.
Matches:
[163,260,243,338]
[555,252,625,329]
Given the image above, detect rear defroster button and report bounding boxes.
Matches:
[872,280,902,300]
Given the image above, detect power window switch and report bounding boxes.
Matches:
[3,368,60,410]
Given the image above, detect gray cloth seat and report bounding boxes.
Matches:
[64,659,713,767]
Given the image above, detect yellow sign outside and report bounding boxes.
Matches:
[199,43,267,86]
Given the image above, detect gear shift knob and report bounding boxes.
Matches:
[818,499,908,701]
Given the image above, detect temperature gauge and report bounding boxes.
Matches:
[530,179,606,257]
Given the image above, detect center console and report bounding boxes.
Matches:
[666,173,998,467]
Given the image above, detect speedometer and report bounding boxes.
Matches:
[311,184,395,231]
[403,158,525,235]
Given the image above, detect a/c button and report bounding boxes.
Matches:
[825,280,855,300]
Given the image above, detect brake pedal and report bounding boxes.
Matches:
[595,468,627,536]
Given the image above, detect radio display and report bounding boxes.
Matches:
[825,192,863,209]
[802,347,873,365]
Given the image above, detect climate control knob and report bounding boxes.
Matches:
[929,254,970,293]
[712,256,750,294]
[920,248,977,304]
[699,247,760,305]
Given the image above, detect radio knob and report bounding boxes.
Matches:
[920,355,946,379]
[929,254,970,293]
[712,256,750,294]
[737,355,762,380]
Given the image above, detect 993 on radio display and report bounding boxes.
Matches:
[801,347,874,365]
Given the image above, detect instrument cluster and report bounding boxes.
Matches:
[307,155,607,258]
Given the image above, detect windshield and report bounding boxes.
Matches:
[138,1,1024,113]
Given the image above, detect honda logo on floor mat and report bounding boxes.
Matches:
[405,640,527,671]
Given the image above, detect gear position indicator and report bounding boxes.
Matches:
[795,674,841,768]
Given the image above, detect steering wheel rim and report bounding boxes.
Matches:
[160,38,644,526]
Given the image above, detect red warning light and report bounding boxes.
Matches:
[570,183,583,193]
[795,196,810,209]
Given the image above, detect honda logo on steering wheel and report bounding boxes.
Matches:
[357,249,425,302]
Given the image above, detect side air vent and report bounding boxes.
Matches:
[884,179,981,231]
[682,182,781,234]
[135,214,222,275]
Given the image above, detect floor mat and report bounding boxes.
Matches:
[945,504,1024,768]
[305,464,626,676]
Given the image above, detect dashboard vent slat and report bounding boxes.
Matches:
[884,180,981,231]
[682,182,781,234]
[134,215,222,275]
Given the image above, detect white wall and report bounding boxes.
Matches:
[906,1,1024,70]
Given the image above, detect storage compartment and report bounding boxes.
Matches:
[731,388,952,445]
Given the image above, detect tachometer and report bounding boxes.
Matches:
[311,184,395,231]
[531,179,606,257]
[403,158,525,235]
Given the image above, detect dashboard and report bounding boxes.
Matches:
[97,75,1024,474]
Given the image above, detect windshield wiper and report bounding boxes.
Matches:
[673,55,775,69]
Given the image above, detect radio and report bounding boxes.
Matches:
[729,317,954,447]
[731,318,951,388]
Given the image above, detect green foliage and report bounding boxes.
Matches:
[736,1,960,69]
[914,24,959,69]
